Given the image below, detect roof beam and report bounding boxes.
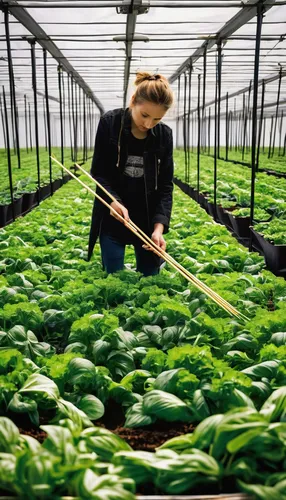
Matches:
[115,0,149,108]
[0,0,104,114]
[169,0,276,84]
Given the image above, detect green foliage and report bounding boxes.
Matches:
[69,312,119,345]
[141,348,167,376]
[166,345,215,379]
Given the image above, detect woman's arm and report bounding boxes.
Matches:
[91,116,123,203]
[91,116,129,222]
[152,127,174,233]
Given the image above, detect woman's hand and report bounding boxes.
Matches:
[110,201,129,225]
[143,223,166,252]
[151,230,166,251]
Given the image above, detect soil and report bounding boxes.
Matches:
[98,421,195,451]
[7,400,195,451]
[18,418,195,451]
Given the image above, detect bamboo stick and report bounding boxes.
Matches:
[75,162,248,320]
[51,155,248,322]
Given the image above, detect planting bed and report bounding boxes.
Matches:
[0,167,285,499]
[174,150,286,275]
[0,148,90,227]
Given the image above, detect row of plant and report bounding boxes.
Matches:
[174,149,286,246]
[202,147,286,175]
[1,402,286,499]
[0,170,285,498]
[0,148,89,206]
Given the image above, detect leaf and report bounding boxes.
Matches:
[8,392,38,414]
[192,389,211,420]
[111,450,157,485]
[41,424,77,464]
[69,357,96,388]
[56,398,93,429]
[192,414,225,451]
[158,433,194,453]
[111,328,138,350]
[238,479,284,500]
[141,325,162,346]
[142,390,192,422]
[82,427,132,461]
[260,386,286,422]
[270,332,286,346]
[0,452,16,492]
[64,342,88,355]
[210,408,268,460]
[0,417,20,453]
[19,373,60,401]
[242,360,280,380]
[120,370,151,394]
[72,470,136,500]
[125,401,155,428]
[78,394,105,420]
[107,350,135,380]
[93,339,111,365]
[227,427,269,454]
[154,449,221,494]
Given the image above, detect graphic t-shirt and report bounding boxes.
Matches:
[102,132,149,242]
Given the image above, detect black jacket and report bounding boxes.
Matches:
[87,107,174,260]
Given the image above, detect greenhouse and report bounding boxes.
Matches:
[0,0,286,499]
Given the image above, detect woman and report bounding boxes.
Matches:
[88,71,174,276]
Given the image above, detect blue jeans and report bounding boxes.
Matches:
[100,232,161,276]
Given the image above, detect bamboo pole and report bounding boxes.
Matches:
[51,155,248,322]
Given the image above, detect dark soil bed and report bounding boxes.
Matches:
[7,402,195,451]
[18,418,195,451]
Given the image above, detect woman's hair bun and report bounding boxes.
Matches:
[135,71,165,86]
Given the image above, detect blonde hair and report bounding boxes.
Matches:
[132,71,174,110]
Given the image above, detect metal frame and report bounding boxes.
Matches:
[0,0,104,114]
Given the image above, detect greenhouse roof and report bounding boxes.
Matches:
[0,0,286,118]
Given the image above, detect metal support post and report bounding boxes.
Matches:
[58,65,64,170]
[217,40,222,159]
[249,1,264,251]
[4,7,20,168]
[278,110,283,156]
[43,48,53,194]
[30,40,41,204]
[202,46,207,153]
[183,72,187,183]
[0,94,7,150]
[256,79,265,171]
[197,74,201,199]
[271,66,282,157]
[28,102,33,152]
[268,115,274,159]
[208,107,211,155]
[2,86,15,221]
[67,74,74,161]
[225,92,229,160]
[43,96,47,151]
[24,95,28,153]
[187,64,192,184]
[176,75,181,149]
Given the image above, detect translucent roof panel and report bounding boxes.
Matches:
[1,0,286,119]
